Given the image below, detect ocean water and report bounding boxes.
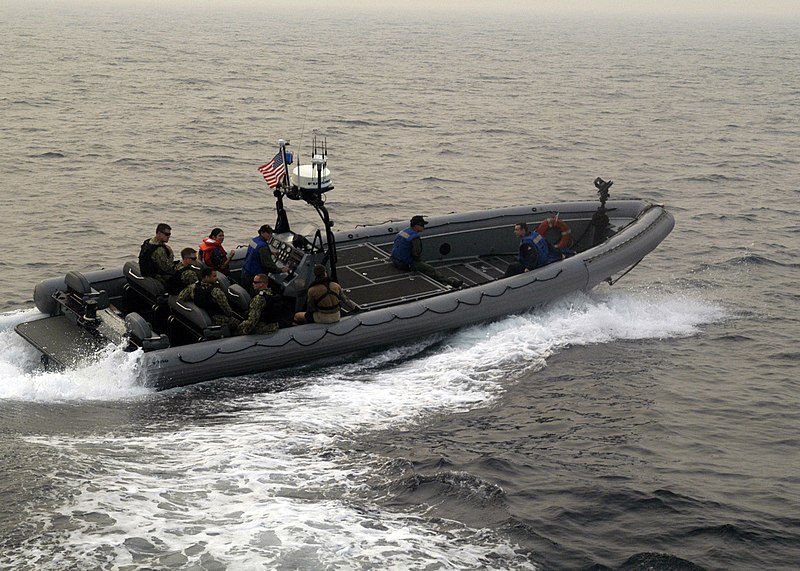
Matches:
[1,3,799,570]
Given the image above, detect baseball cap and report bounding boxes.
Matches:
[410,215,428,227]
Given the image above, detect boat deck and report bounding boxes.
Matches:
[336,242,514,310]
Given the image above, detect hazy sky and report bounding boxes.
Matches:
[10,0,800,19]
[284,0,800,18]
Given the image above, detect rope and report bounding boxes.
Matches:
[175,269,562,365]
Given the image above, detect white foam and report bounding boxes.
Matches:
[4,290,725,569]
[0,309,151,401]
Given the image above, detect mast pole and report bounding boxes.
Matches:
[312,136,338,282]
[274,139,291,234]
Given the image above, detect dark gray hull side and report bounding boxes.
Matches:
[140,203,673,389]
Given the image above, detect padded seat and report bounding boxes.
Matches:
[168,297,231,341]
[225,283,251,317]
[122,261,170,331]
[62,270,110,309]
[123,261,166,303]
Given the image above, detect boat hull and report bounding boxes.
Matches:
[18,200,674,390]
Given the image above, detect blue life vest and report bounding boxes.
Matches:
[243,235,269,276]
[519,231,550,269]
[390,227,418,268]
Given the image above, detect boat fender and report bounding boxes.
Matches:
[33,277,66,315]
[536,217,572,249]
[125,312,152,343]
[65,271,91,295]
[124,312,170,351]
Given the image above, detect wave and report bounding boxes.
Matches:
[402,470,507,503]
[618,552,706,570]
[29,151,65,159]
[675,173,750,183]
[332,118,425,129]
[421,175,465,184]
[702,254,799,270]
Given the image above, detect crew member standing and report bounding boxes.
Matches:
[241,224,289,291]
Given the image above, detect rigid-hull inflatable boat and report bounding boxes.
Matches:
[15,142,674,390]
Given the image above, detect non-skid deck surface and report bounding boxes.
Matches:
[336,243,514,310]
[15,315,105,369]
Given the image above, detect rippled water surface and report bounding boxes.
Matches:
[1,4,799,570]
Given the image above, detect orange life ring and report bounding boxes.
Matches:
[536,217,572,249]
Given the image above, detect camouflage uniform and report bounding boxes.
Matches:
[147,238,176,286]
[239,290,280,335]
[166,263,200,295]
[175,262,200,287]
[177,281,241,330]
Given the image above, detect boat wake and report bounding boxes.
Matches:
[0,309,149,401]
[1,289,725,569]
[1,288,723,404]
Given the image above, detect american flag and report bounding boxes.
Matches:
[258,151,286,189]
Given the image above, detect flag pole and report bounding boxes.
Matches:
[274,139,291,234]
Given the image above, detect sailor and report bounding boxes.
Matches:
[390,215,462,288]
[198,228,231,276]
[177,267,241,331]
[504,222,560,277]
[241,224,289,292]
[294,264,357,325]
[238,273,281,335]
[138,223,176,286]
[166,247,201,295]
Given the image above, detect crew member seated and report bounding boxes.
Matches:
[139,222,176,286]
[199,227,232,276]
[504,222,562,277]
[177,267,241,332]
[166,247,201,295]
[294,265,356,325]
[390,215,462,288]
[238,273,282,335]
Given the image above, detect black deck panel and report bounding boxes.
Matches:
[437,263,491,286]
[335,242,514,309]
[337,242,390,265]
[354,260,408,280]
[336,266,373,288]
[346,275,446,307]
[474,255,514,279]
[15,315,105,369]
